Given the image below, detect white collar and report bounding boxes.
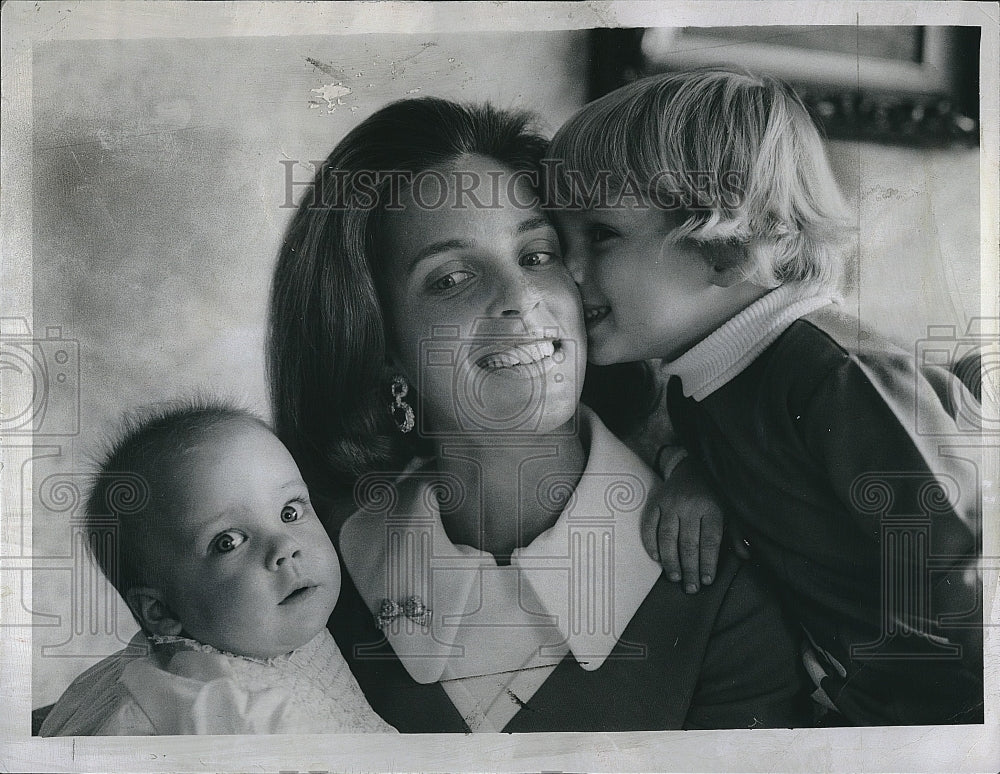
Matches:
[661,283,841,400]
[339,406,662,684]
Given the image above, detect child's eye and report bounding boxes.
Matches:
[589,227,618,244]
[211,530,246,554]
[520,251,560,267]
[429,270,473,291]
[280,503,302,523]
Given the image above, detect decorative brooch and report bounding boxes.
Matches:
[375,595,432,630]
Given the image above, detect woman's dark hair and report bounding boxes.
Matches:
[267,97,550,488]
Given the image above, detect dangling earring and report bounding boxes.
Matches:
[389,374,415,433]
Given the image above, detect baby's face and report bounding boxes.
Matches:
[148,419,340,658]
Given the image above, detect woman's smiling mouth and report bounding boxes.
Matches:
[475,339,562,370]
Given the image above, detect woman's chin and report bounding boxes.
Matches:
[586,350,618,367]
[426,379,579,436]
[530,402,580,436]
[585,339,635,367]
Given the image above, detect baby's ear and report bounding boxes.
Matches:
[125,587,183,637]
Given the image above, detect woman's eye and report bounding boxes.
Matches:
[429,270,473,291]
[212,530,246,554]
[520,251,558,267]
[280,504,301,523]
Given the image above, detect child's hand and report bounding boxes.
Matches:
[641,456,725,593]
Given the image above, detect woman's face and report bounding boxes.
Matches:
[380,155,585,436]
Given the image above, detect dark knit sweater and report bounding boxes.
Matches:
[664,296,982,726]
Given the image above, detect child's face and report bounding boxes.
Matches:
[146,419,340,658]
[554,202,726,365]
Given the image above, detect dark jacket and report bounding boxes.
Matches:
[329,546,810,732]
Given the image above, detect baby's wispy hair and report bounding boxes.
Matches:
[84,395,266,617]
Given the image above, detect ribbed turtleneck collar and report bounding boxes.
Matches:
[661,283,841,401]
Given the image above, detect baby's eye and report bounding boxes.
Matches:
[280,503,302,523]
[212,530,246,554]
[429,270,473,291]
[520,251,559,267]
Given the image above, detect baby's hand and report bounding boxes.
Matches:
[641,455,725,594]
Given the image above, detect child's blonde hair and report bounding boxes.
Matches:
[548,67,853,289]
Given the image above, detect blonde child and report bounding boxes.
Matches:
[41,400,395,735]
[547,67,982,726]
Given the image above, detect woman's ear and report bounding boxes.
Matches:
[125,587,183,637]
[384,352,404,375]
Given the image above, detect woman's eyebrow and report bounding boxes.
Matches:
[517,215,553,234]
[406,218,553,270]
[407,238,471,270]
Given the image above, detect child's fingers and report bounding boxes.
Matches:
[640,501,662,562]
[677,515,701,593]
[657,510,683,583]
[699,513,724,586]
[639,501,660,562]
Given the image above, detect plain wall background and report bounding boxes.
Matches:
[29,31,980,708]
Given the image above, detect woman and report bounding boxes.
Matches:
[267,98,809,731]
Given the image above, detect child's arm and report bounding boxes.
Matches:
[796,353,983,724]
[616,361,726,593]
[804,353,981,566]
[641,452,726,593]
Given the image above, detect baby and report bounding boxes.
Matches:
[41,400,395,735]
[547,67,982,726]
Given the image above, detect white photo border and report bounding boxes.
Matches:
[2,2,997,772]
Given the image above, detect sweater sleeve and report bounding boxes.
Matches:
[684,557,810,729]
[795,351,983,724]
[799,350,980,553]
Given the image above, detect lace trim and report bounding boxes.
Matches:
[149,631,326,667]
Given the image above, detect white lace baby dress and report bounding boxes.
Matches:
[40,629,396,735]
